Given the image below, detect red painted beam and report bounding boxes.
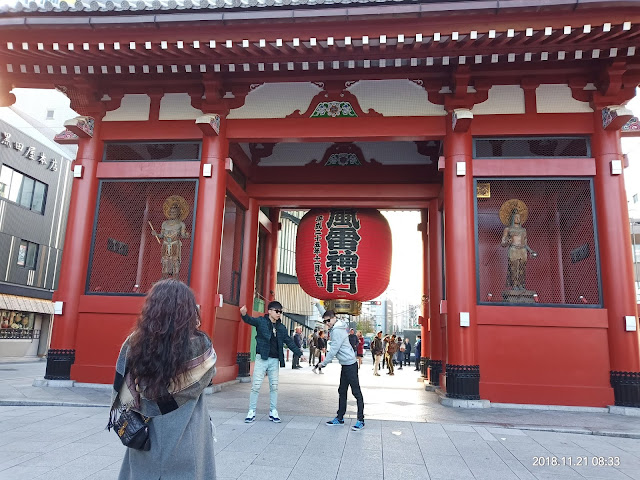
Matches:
[258,210,272,233]
[95,114,594,144]
[471,113,594,136]
[96,161,200,178]
[249,165,441,185]
[246,183,440,208]
[472,158,596,177]
[226,173,250,210]
[100,121,202,140]
[226,117,446,142]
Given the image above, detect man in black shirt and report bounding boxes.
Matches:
[348,328,358,353]
[240,301,305,424]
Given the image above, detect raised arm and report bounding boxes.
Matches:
[239,305,260,326]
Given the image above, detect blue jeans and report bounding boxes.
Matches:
[249,354,279,412]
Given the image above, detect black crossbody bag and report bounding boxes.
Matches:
[113,408,152,451]
[108,369,179,451]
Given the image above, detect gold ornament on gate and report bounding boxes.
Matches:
[499,198,528,226]
[323,299,362,316]
[149,195,190,279]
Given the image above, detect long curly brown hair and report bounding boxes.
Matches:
[127,279,200,400]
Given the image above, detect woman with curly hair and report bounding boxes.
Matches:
[109,279,217,480]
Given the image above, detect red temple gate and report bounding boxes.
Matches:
[0,0,638,408]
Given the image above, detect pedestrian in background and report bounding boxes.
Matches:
[386,334,397,375]
[403,338,412,367]
[382,335,389,369]
[348,328,358,354]
[356,331,365,369]
[414,335,422,371]
[239,301,306,424]
[314,330,326,373]
[371,331,383,376]
[110,279,217,480]
[397,337,404,370]
[292,327,303,369]
[309,328,318,366]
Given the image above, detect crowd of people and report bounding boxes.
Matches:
[110,283,423,478]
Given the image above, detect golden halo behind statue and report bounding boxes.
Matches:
[499,199,528,226]
[163,195,190,221]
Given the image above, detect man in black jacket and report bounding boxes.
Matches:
[240,301,306,424]
[292,327,303,369]
[348,328,358,354]
[414,336,422,371]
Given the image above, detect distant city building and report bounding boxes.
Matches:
[0,91,75,360]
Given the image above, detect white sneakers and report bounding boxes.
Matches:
[245,408,281,423]
[269,409,281,423]
[244,409,256,423]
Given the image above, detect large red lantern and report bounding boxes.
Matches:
[296,208,392,315]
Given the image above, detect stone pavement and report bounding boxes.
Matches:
[1,357,640,479]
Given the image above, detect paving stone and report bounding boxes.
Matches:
[0,361,639,479]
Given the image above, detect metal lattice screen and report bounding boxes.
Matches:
[474,137,590,158]
[87,180,197,294]
[476,179,600,306]
[218,196,245,305]
[103,142,200,162]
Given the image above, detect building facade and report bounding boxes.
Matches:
[1,0,639,408]
[0,109,73,359]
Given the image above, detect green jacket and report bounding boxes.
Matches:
[241,314,303,367]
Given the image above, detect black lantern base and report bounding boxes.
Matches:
[44,349,75,380]
[611,371,640,408]
[445,364,480,400]
[237,352,251,378]
[429,359,442,386]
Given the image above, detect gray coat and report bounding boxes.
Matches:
[113,333,216,480]
[119,394,215,480]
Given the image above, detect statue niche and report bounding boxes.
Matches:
[499,199,538,304]
[149,195,190,279]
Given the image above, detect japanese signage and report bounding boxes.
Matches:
[325,209,361,294]
[0,131,58,172]
[297,208,391,303]
[313,214,324,288]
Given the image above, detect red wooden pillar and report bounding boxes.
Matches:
[192,115,228,338]
[419,209,430,378]
[266,208,280,303]
[237,197,259,377]
[592,109,640,407]
[46,115,102,380]
[442,114,480,399]
[428,200,444,386]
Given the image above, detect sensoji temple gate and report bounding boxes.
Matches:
[1,0,639,408]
